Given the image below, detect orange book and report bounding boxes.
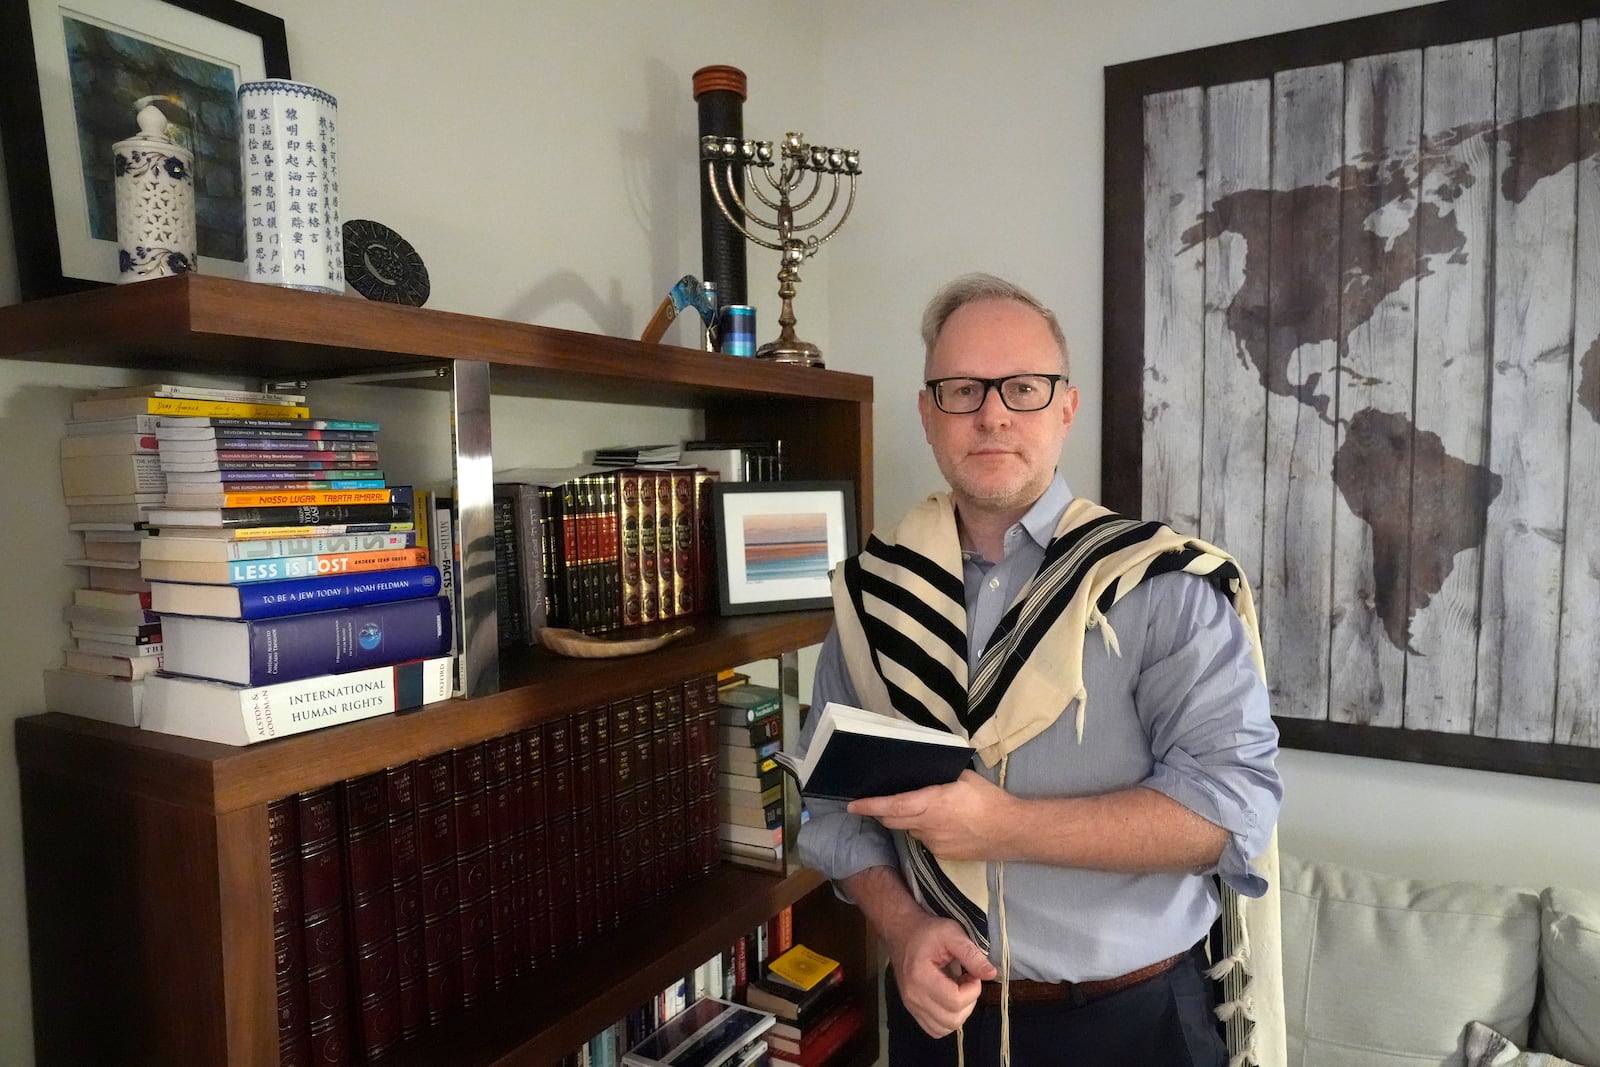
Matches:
[162,486,401,509]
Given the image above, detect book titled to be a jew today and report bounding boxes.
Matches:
[773,702,975,802]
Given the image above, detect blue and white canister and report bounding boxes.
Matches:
[113,97,196,283]
[238,79,343,293]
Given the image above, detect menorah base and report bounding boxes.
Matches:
[756,336,825,368]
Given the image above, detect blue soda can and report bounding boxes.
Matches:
[718,304,756,357]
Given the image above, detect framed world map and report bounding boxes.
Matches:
[1104,0,1600,781]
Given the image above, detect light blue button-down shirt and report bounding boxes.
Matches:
[795,473,1282,982]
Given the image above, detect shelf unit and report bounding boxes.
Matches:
[6,274,878,1067]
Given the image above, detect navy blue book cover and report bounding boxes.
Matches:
[233,565,440,619]
[792,733,974,802]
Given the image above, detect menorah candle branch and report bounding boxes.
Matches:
[701,131,860,367]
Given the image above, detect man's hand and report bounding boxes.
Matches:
[887,911,997,1038]
[848,770,1018,861]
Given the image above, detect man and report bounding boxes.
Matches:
[796,273,1281,1065]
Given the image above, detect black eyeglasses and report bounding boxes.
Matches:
[925,373,1067,414]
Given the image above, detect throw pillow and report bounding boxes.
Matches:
[1538,886,1600,1065]
[1280,854,1540,1067]
[1464,1021,1584,1067]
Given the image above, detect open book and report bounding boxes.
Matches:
[774,702,975,801]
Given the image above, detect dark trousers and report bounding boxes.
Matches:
[885,949,1226,1066]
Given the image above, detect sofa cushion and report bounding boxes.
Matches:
[1465,1022,1585,1066]
[1281,853,1540,1067]
[1537,886,1600,1065]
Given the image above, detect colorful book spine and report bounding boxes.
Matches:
[670,469,696,617]
[618,469,644,627]
[157,547,428,583]
[148,501,414,528]
[637,473,659,624]
[157,416,378,431]
[167,485,405,508]
[73,396,309,420]
[219,522,416,540]
[160,595,452,686]
[655,472,675,618]
[152,564,441,619]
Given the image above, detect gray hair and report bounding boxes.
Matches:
[920,272,1070,377]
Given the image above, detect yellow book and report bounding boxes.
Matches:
[71,395,310,420]
[765,944,840,992]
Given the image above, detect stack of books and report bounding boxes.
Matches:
[745,945,864,1067]
[271,677,723,1064]
[134,411,455,744]
[679,439,785,483]
[45,383,313,726]
[570,904,794,1067]
[717,682,787,870]
[591,443,683,468]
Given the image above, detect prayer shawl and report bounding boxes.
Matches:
[831,492,1286,1067]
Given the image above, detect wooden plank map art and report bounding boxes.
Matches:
[1103,0,1600,782]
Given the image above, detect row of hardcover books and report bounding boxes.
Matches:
[490,465,719,643]
[273,675,727,1065]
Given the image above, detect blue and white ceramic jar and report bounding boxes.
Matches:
[237,79,343,293]
[113,98,197,283]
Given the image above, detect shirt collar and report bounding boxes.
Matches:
[1018,470,1074,549]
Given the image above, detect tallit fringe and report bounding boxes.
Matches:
[1209,885,1261,1066]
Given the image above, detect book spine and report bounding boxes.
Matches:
[637,473,658,623]
[670,470,695,617]
[587,705,619,932]
[212,521,416,540]
[521,725,551,968]
[159,416,376,430]
[430,494,462,692]
[384,764,427,1041]
[204,564,442,619]
[601,474,620,631]
[483,734,522,989]
[269,797,312,1067]
[571,711,600,946]
[693,471,720,615]
[451,745,493,1009]
[155,502,414,527]
[513,484,548,641]
[338,772,402,1060]
[77,396,310,419]
[617,470,644,627]
[413,752,460,1026]
[212,547,427,584]
[687,675,720,877]
[542,717,577,958]
[608,697,641,920]
[220,596,451,687]
[172,485,407,509]
[654,472,675,619]
[559,481,581,629]
[297,786,351,1065]
[538,486,563,626]
[491,491,524,648]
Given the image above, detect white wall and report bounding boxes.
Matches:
[3,2,1597,1064]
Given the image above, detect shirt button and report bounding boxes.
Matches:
[988,577,1000,590]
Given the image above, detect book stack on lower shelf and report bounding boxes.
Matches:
[716,682,789,871]
[559,904,796,1067]
[130,412,455,744]
[746,945,868,1067]
[272,674,723,1065]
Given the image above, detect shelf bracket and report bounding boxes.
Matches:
[451,359,500,697]
[262,365,451,391]
[779,648,803,877]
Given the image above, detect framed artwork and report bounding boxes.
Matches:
[1103,0,1600,782]
[0,0,289,299]
[711,481,858,615]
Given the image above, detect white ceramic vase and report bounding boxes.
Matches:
[114,98,197,283]
[237,79,343,293]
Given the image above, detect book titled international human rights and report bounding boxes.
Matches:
[774,702,975,802]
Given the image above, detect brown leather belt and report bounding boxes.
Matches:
[977,951,1186,1006]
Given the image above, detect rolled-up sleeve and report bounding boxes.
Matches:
[793,627,900,887]
[1133,573,1281,897]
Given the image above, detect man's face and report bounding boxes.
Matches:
[918,298,1079,516]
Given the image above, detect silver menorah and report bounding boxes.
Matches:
[701,132,860,368]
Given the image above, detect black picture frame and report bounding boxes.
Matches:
[0,0,290,300]
[1102,0,1600,785]
[711,481,858,616]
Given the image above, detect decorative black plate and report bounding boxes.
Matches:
[342,219,430,305]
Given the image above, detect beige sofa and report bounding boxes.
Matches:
[1279,853,1600,1067]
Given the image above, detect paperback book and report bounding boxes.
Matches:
[142,655,453,745]
[150,564,440,619]
[772,702,974,802]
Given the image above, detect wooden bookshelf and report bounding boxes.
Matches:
[6,276,878,1067]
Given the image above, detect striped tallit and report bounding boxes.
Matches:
[832,491,1285,1067]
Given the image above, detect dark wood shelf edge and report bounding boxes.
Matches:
[14,611,836,814]
[0,274,872,404]
[1275,716,1600,784]
[378,865,830,1067]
